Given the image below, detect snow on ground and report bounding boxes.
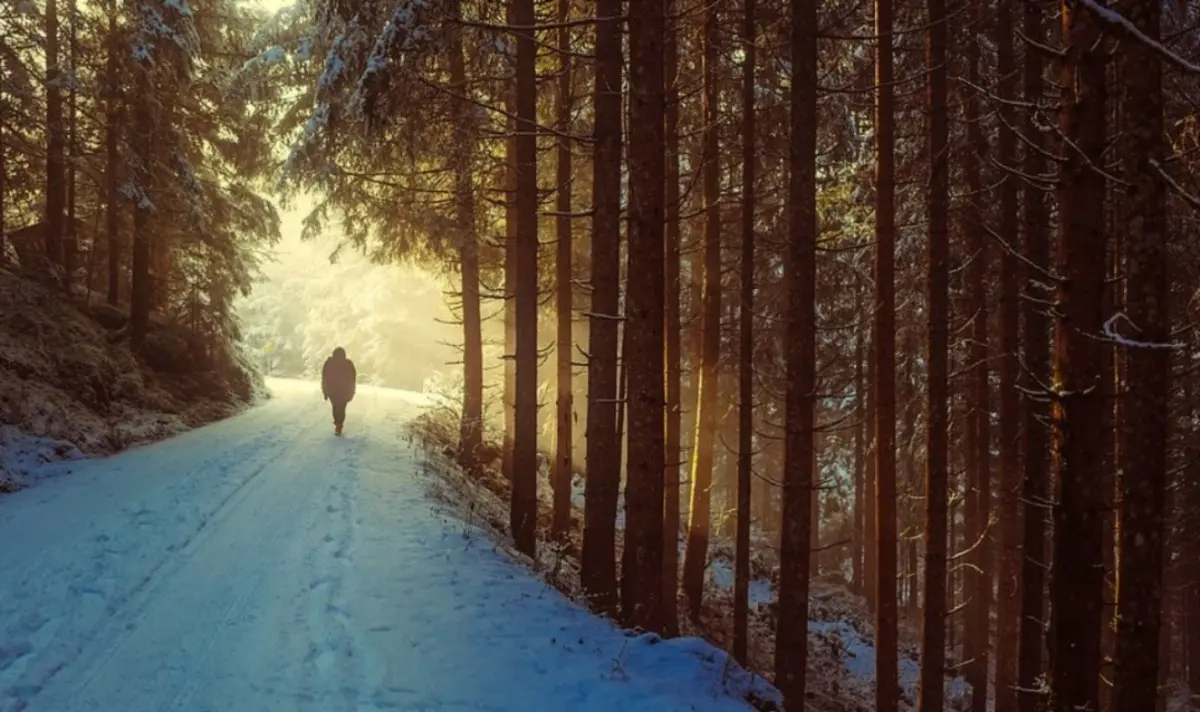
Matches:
[706,558,774,608]
[0,377,777,712]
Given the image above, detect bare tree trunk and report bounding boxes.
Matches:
[502,0,517,486]
[993,4,1021,709]
[732,0,757,665]
[873,0,899,707]
[1017,4,1051,710]
[551,0,574,541]
[661,0,682,638]
[44,0,65,273]
[866,317,877,613]
[964,11,991,707]
[681,0,722,618]
[774,0,816,703]
[447,0,483,480]
[917,0,949,703]
[1048,2,1108,710]
[509,0,539,559]
[620,0,666,633]
[1112,1,1169,708]
[104,5,121,305]
[129,60,153,349]
[63,0,78,291]
[581,0,624,616]
[853,283,865,595]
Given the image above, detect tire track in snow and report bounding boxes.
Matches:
[0,422,309,712]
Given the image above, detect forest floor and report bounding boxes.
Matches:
[0,268,260,491]
[0,378,778,712]
[409,407,972,712]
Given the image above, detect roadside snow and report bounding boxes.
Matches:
[0,378,778,712]
[0,426,84,490]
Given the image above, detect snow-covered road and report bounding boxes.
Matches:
[0,378,774,712]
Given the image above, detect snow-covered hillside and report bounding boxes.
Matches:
[0,269,260,490]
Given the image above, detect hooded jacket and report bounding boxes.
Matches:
[321,348,357,402]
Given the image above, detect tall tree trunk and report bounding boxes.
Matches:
[45,0,65,272]
[866,318,877,613]
[964,11,991,708]
[1017,3,1050,710]
[732,0,757,665]
[509,0,539,559]
[581,0,624,616]
[681,0,722,618]
[853,283,865,595]
[661,0,682,638]
[1049,2,1108,710]
[551,0,574,540]
[129,65,153,350]
[503,0,518,486]
[105,7,122,306]
[917,0,949,703]
[447,0,483,480]
[63,0,78,291]
[1112,1,1169,708]
[873,0,899,707]
[993,4,1021,710]
[774,0,816,702]
[620,0,666,633]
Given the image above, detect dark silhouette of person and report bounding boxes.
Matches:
[321,347,357,435]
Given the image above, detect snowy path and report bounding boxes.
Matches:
[0,379,773,712]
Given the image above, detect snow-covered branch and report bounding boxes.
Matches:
[1101,313,1185,351]
[1075,0,1200,75]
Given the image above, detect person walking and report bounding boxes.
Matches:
[321,347,357,436]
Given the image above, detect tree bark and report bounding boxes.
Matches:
[619,0,666,633]
[45,0,65,272]
[104,7,122,306]
[129,61,153,350]
[681,0,722,618]
[447,0,483,481]
[732,0,757,665]
[993,4,1022,709]
[63,0,78,291]
[551,0,574,541]
[502,0,518,487]
[917,0,949,704]
[774,0,816,703]
[866,317,877,613]
[852,283,865,595]
[1112,1,1169,709]
[1048,3,1108,710]
[874,0,899,706]
[509,0,539,559]
[581,0,624,616]
[661,0,682,638]
[1016,4,1050,710]
[963,12,991,708]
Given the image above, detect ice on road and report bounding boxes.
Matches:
[0,378,775,712]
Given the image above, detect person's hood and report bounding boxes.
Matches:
[332,347,346,360]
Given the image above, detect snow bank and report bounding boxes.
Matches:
[410,407,975,712]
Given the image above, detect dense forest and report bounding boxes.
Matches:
[4,0,1200,710]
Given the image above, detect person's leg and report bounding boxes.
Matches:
[331,400,346,428]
